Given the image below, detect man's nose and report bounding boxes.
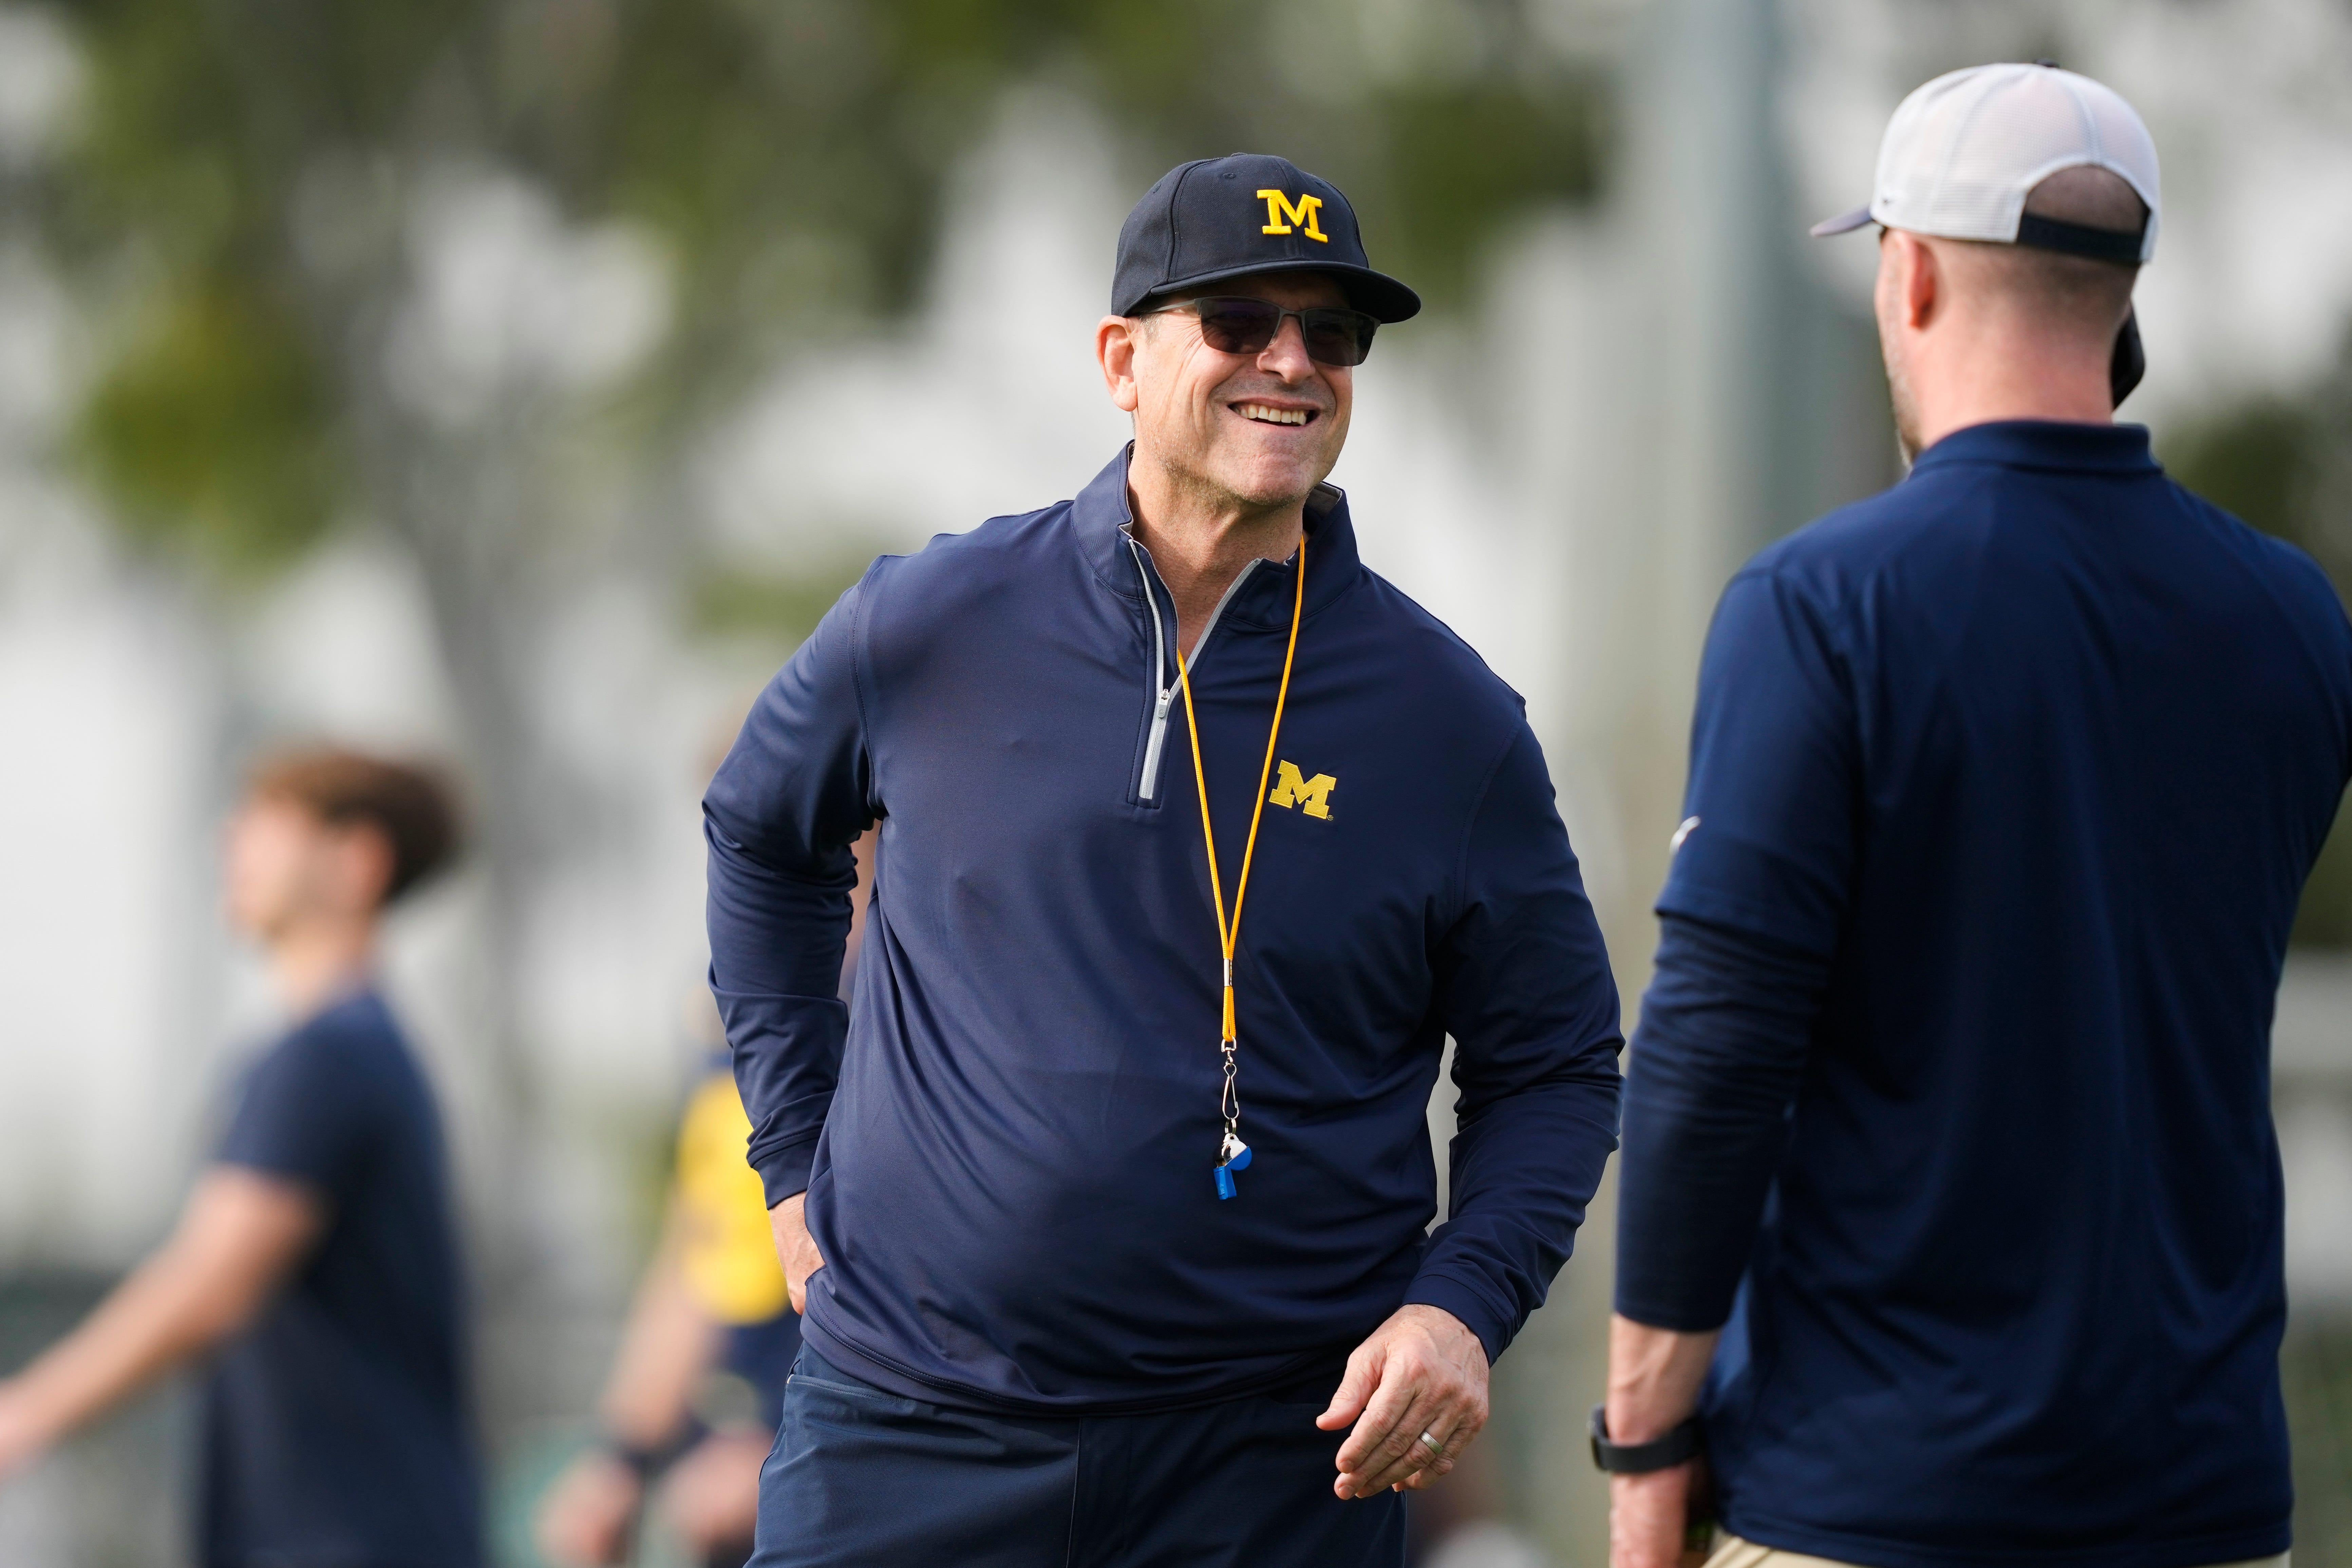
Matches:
[1255,316,1317,381]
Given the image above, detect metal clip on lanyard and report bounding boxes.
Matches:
[1173,533,1306,1200]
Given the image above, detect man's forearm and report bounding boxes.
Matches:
[1606,1313,1720,1441]
[705,825,854,1207]
[1415,1067,1621,1361]
[596,1232,721,1449]
[0,1168,317,1463]
[1606,1314,1721,1568]
[1615,914,1824,1330]
[1607,916,1819,1568]
[702,595,872,1206]
[8,1246,248,1444]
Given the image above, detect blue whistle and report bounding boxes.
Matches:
[1227,1144,1252,1172]
[1215,1165,1238,1200]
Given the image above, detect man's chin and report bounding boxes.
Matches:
[1202,451,1338,512]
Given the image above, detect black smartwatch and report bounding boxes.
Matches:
[1588,1404,1703,1474]
[605,1415,711,1480]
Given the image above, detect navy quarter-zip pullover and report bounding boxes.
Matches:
[1617,422,2352,1568]
[706,448,1623,1413]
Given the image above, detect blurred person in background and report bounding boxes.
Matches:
[0,749,480,1567]
[532,1018,799,1568]
[538,831,872,1568]
[1600,65,2352,1568]
[707,152,1623,1567]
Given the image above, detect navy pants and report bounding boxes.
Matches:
[752,1346,1405,1568]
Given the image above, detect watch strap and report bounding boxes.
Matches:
[604,1414,711,1480]
[1588,1404,1703,1474]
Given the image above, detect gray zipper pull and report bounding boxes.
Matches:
[1140,683,1176,800]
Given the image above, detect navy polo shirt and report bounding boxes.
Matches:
[205,989,481,1568]
[1617,422,2352,1568]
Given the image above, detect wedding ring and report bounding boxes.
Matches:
[1418,1430,1446,1459]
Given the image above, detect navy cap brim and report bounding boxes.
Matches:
[1129,259,1422,324]
[1809,205,1876,239]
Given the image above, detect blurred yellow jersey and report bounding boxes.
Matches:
[673,1069,790,1324]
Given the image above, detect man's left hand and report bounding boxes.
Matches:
[1317,1303,1489,1499]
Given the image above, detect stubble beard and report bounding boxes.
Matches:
[1150,418,1333,519]
[1883,342,1924,465]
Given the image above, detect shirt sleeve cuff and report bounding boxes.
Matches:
[749,1131,822,1208]
[208,1155,332,1195]
[1402,1275,1515,1365]
[1610,1289,1735,1335]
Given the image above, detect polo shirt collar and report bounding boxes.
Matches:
[1071,444,1362,624]
[1909,419,2160,478]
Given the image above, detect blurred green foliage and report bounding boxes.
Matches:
[685,548,892,648]
[2161,406,2331,586]
[2160,352,2352,948]
[43,0,1606,577]
[78,277,340,569]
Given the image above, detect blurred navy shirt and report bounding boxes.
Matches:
[1617,422,2352,1568]
[206,989,481,1568]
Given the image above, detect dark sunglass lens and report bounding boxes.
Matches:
[1301,310,1374,367]
[1194,299,1281,356]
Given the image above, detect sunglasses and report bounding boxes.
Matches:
[1141,296,1380,367]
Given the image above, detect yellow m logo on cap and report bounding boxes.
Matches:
[1257,189,1329,243]
[1267,760,1337,819]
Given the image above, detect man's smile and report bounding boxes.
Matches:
[1233,401,1318,426]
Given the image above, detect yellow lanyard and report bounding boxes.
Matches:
[1173,534,1305,1197]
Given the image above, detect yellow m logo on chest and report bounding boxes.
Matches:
[1267,760,1337,819]
[1256,189,1329,242]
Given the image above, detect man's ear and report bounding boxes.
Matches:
[1097,316,1143,414]
[332,822,398,915]
[1899,233,1940,332]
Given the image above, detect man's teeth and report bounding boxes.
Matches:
[1238,404,1310,426]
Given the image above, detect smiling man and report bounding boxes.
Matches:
[705,153,1624,1567]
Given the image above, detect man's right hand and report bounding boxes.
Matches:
[768,1194,826,1315]
[1611,1462,1710,1568]
[533,1449,643,1567]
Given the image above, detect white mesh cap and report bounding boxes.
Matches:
[1812,63,2160,263]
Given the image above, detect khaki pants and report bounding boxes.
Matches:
[1706,1533,2288,1568]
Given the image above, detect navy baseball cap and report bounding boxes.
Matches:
[1112,153,1422,324]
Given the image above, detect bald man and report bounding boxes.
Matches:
[1601,64,2351,1568]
